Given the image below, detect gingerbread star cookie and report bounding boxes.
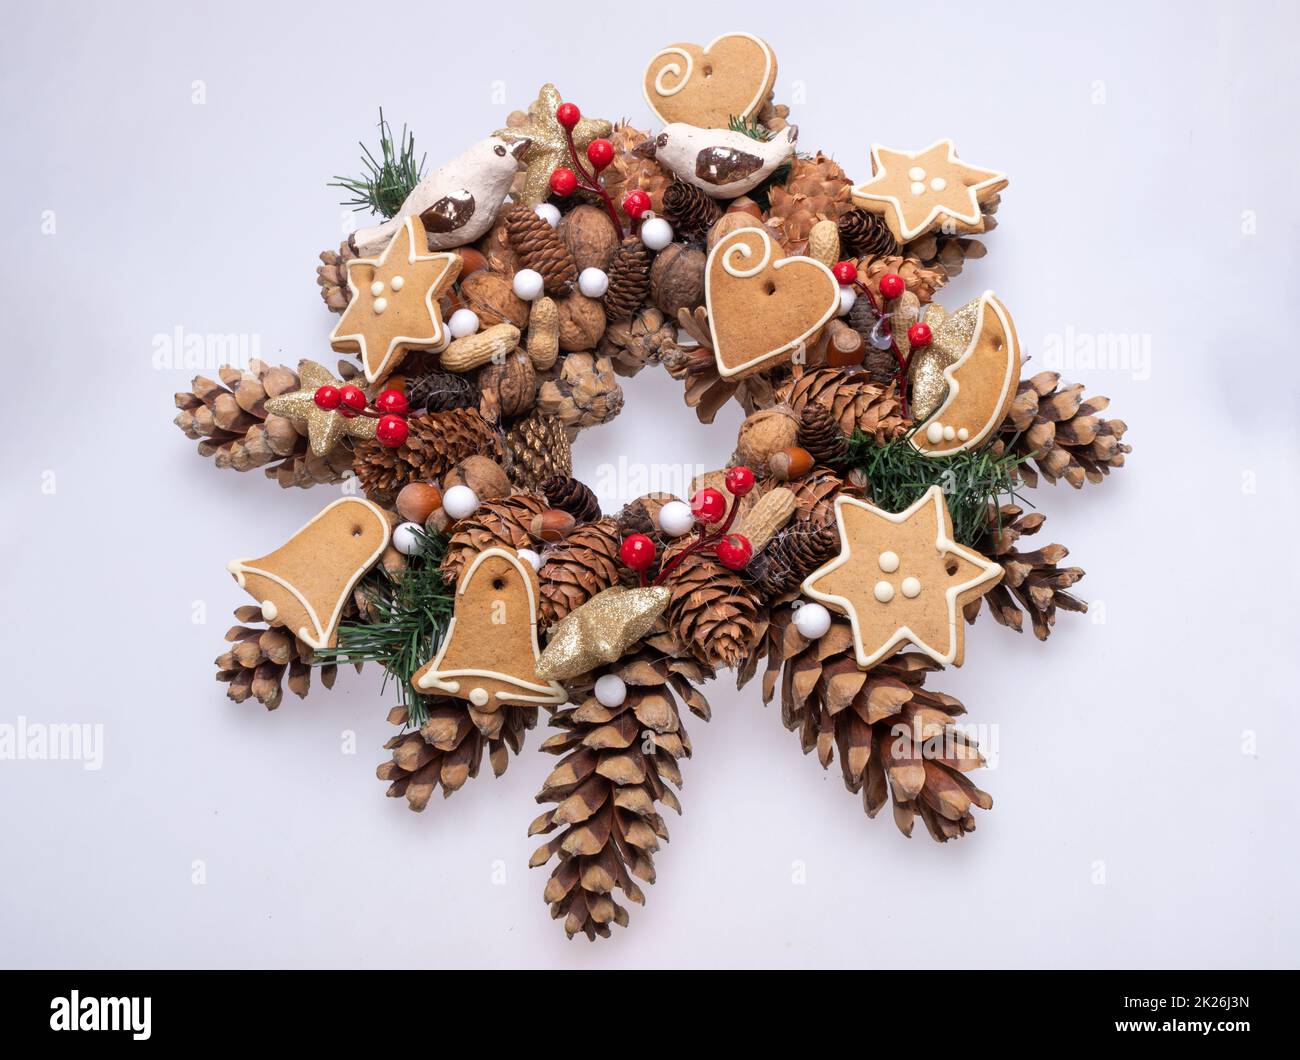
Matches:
[851,140,1007,244]
[801,487,1002,668]
[263,360,377,457]
[330,214,461,385]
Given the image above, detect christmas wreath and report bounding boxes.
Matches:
[172,33,1130,940]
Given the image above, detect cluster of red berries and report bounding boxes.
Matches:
[549,101,615,199]
[313,385,410,447]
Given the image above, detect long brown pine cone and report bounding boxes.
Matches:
[504,204,577,294]
[441,494,550,583]
[965,504,1086,639]
[837,207,899,259]
[767,152,855,254]
[377,700,536,811]
[797,402,849,463]
[602,239,653,326]
[540,475,602,523]
[215,605,341,710]
[406,369,479,413]
[775,369,907,444]
[352,408,505,505]
[997,371,1130,488]
[747,521,840,599]
[855,255,947,304]
[538,517,625,626]
[317,240,359,313]
[506,409,573,489]
[528,630,712,940]
[664,549,764,670]
[661,180,721,242]
[757,607,992,841]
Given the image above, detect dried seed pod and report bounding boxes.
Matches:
[525,297,560,370]
[734,487,797,552]
[440,323,521,373]
[807,219,841,268]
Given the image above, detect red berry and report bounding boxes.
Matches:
[550,167,578,197]
[832,261,857,285]
[374,388,409,415]
[622,190,652,219]
[907,322,933,348]
[724,466,755,497]
[715,533,753,571]
[555,102,581,129]
[586,138,614,170]
[690,487,726,525]
[313,385,341,411]
[339,385,367,412]
[879,273,906,300]
[620,533,656,571]
[375,414,409,448]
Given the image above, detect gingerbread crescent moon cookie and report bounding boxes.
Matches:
[227,497,391,650]
[643,32,776,129]
[705,226,840,379]
[910,291,1020,457]
[413,548,566,710]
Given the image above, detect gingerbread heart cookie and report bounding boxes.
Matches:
[705,226,839,379]
[643,32,776,129]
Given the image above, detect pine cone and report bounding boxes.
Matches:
[775,369,907,444]
[407,369,478,413]
[505,409,573,489]
[846,297,898,385]
[442,494,550,582]
[377,700,536,812]
[661,180,722,242]
[600,122,673,227]
[215,605,341,710]
[856,255,947,304]
[904,195,999,278]
[837,207,899,259]
[664,550,763,670]
[540,475,602,523]
[173,361,353,489]
[352,409,504,505]
[505,204,577,294]
[537,353,624,438]
[756,607,993,842]
[965,504,1086,639]
[661,306,775,424]
[797,402,848,464]
[756,94,790,134]
[767,152,855,254]
[789,465,863,529]
[317,240,359,313]
[538,517,624,626]
[528,633,712,940]
[748,522,840,598]
[602,237,652,324]
[599,306,674,376]
[998,372,1130,488]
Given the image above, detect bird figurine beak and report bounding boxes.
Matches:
[632,138,657,160]
[509,137,531,160]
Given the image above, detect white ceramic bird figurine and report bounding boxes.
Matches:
[638,122,797,199]
[353,135,527,256]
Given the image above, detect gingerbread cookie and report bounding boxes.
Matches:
[227,497,391,650]
[909,292,1020,457]
[645,123,797,199]
[850,140,1007,244]
[413,548,566,710]
[705,225,839,379]
[801,488,1002,668]
[643,32,776,130]
[330,214,461,385]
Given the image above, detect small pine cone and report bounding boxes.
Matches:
[407,370,479,413]
[664,550,763,670]
[537,353,624,438]
[775,368,907,444]
[857,255,947,304]
[797,403,848,464]
[540,475,602,523]
[537,516,624,626]
[789,465,863,529]
[599,306,676,377]
[661,180,722,242]
[215,604,340,710]
[998,372,1130,488]
[615,493,677,545]
[748,522,840,598]
[505,204,577,294]
[378,700,536,812]
[353,408,504,505]
[602,237,652,323]
[965,504,1086,640]
[837,208,899,259]
[600,122,674,227]
[316,240,359,313]
[442,494,551,583]
[505,409,573,489]
[845,297,898,385]
[904,196,998,278]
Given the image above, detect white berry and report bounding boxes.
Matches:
[392,521,424,556]
[534,203,561,228]
[640,216,673,251]
[512,268,545,301]
[442,484,480,520]
[517,548,542,572]
[594,674,627,707]
[838,286,857,316]
[578,267,609,298]
[657,499,695,537]
[792,601,832,640]
[448,308,480,338]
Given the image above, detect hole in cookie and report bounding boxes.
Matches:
[703,64,713,77]
[764,279,777,296]
[945,558,960,576]
[351,525,363,537]
[492,577,506,591]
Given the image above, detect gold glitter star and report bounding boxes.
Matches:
[493,84,612,206]
[802,487,1002,668]
[264,360,378,457]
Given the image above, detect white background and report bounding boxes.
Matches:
[2,0,1297,969]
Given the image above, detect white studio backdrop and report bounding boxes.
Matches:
[0,0,1297,968]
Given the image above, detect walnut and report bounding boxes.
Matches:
[649,243,705,318]
[555,292,607,352]
[559,204,620,273]
[460,270,527,328]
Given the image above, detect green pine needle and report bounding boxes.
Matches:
[329,108,426,219]
[312,525,452,727]
[728,114,776,141]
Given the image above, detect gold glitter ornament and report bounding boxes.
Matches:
[536,585,670,681]
[263,360,377,456]
[907,297,982,421]
[493,84,613,207]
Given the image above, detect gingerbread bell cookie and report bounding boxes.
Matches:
[643,32,776,129]
[851,140,1007,244]
[801,488,1003,668]
[330,214,461,385]
[227,497,391,650]
[413,548,566,710]
[705,226,839,378]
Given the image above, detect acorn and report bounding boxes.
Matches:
[768,446,814,481]
[530,509,577,543]
[396,482,443,525]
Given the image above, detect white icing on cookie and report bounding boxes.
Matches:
[878,551,899,573]
[874,580,895,603]
[901,577,922,599]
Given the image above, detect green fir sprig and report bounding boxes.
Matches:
[330,109,426,219]
[313,524,451,727]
